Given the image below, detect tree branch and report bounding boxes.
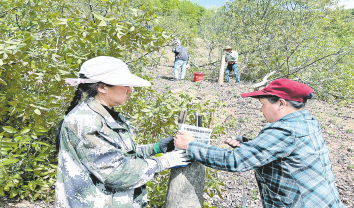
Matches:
[251,70,277,90]
[251,47,351,90]
[272,50,343,80]
[126,44,171,64]
[89,0,96,24]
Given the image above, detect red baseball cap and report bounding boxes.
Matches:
[241,79,314,103]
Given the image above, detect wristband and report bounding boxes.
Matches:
[153,141,162,154]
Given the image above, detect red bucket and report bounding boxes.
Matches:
[194,72,204,82]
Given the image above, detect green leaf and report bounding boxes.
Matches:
[58,69,71,75]
[66,58,73,64]
[49,164,57,169]
[93,13,104,21]
[2,159,19,166]
[28,182,36,191]
[0,77,6,85]
[35,141,50,146]
[20,127,31,134]
[56,18,67,25]
[34,126,48,133]
[34,109,41,115]
[0,186,4,196]
[14,135,23,141]
[3,126,17,133]
[98,20,107,27]
[55,74,60,81]
[117,32,124,39]
[10,190,17,198]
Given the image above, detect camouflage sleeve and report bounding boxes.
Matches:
[135,144,155,158]
[64,125,164,191]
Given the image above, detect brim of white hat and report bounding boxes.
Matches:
[93,73,151,87]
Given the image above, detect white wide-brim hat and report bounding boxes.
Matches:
[65,56,151,87]
[223,45,232,50]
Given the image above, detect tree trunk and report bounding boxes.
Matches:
[218,54,225,84]
[164,162,206,208]
[218,50,226,84]
[165,112,206,208]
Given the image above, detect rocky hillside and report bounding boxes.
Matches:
[148,53,354,207]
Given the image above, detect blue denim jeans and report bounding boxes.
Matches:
[225,63,240,83]
[174,59,187,80]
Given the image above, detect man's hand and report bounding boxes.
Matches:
[174,130,195,150]
[225,135,242,148]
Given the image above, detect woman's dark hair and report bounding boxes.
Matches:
[56,74,113,151]
[258,92,314,109]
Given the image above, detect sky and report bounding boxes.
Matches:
[197,0,226,8]
[339,0,354,9]
[197,0,354,9]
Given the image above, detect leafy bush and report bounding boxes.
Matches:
[0,0,168,202]
[118,85,227,207]
[0,0,228,204]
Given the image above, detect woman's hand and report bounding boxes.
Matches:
[174,130,195,150]
[159,137,175,153]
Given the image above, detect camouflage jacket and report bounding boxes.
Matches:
[55,97,164,208]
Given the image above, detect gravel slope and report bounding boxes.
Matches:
[149,60,354,208]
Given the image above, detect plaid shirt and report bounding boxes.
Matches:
[187,110,344,208]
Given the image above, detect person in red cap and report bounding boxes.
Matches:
[174,79,344,207]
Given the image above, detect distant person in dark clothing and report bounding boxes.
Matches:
[172,40,189,81]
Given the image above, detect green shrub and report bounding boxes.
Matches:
[0,0,169,202]
[0,0,228,204]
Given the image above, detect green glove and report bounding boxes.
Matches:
[158,150,190,169]
[153,137,174,154]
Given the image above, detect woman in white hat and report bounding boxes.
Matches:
[55,56,189,208]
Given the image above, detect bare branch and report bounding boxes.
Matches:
[251,70,277,90]
[126,44,171,64]
[190,60,218,68]
[89,0,96,24]
[272,50,344,80]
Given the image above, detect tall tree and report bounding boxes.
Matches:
[198,0,354,102]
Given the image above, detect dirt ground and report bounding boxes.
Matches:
[2,47,353,207]
[148,53,354,207]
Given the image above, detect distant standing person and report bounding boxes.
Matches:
[224,45,240,83]
[172,40,189,81]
